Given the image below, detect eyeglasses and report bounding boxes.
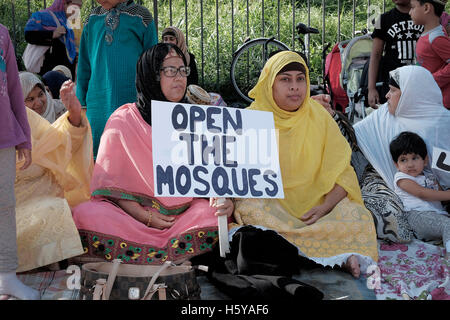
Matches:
[160,66,191,77]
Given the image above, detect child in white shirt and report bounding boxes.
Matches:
[390,131,450,260]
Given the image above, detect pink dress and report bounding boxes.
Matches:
[72,103,218,265]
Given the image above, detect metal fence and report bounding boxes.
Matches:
[6,0,388,101]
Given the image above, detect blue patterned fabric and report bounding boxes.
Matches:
[24,10,77,63]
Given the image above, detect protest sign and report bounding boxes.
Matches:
[152,100,284,199]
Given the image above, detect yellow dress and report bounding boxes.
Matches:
[232,51,378,271]
[15,109,93,272]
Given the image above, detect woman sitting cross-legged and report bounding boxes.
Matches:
[232,50,379,278]
[72,43,233,265]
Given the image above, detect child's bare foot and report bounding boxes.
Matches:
[342,255,360,278]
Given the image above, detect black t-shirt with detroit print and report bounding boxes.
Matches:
[372,7,424,80]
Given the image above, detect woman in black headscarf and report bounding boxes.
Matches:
[135,42,188,123]
[72,43,234,266]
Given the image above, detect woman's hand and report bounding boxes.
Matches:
[300,204,329,225]
[17,148,32,170]
[60,80,81,127]
[368,88,380,109]
[148,211,176,230]
[311,94,334,116]
[210,198,234,218]
[300,184,347,225]
[52,26,66,39]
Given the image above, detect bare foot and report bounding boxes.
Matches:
[342,255,360,278]
[0,294,10,300]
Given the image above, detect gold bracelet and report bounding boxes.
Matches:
[146,209,153,227]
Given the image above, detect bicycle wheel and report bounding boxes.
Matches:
[230,38,289,104]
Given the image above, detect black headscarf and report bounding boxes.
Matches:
[135,42,188,125]
[42,71,70,99]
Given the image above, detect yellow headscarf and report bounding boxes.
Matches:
[248,51,362,218]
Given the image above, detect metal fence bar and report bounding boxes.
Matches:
[291,0,295,50]
[338,0,341,43]
[307,0,311,63]
[262,0,265,37]
[322,0,326,56]
[153,0,158,37]
[231,0,235,53]
[277,0,280,40]
[169,0,173,26]
[185,0,188,48]
[246,0,249,87]
[246,0,249,38]
[216,0,219,90]
[353,0,356,37]
[200,0,204,87]
[11,1,17,51]
[27,0,31,18]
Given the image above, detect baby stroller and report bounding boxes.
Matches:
[339,34,373,123]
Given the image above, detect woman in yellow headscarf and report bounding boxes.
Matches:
[232,51,378,277]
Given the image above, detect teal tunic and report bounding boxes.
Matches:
[76,2,157,158]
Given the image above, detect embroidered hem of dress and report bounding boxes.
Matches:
[79,227,219,265]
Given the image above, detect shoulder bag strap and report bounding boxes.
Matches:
[102,259,122,300]
[142,261,174,300]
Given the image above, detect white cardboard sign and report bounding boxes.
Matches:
[432,147,450,173]
[152,100,284,199]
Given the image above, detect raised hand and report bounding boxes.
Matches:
[60,80,81,127]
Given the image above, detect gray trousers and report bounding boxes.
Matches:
[405,210,450,247]
[0,147,18,272]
